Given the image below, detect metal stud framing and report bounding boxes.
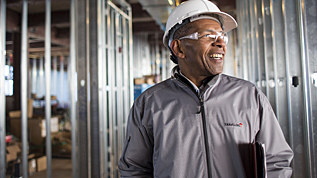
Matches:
[133,34,151,78]
[89,0,101,177]
[98,0,108,177]
[76,0,89,177]
[271,0,290,144]
[69,1,77,177]
[2,0,132,177]
[256,0,266,94]
[283,0,307,176]
[298,0,316,176]
[45,0,52,177]
[262,0,276,111]
[99,1,133,177]
[134,36,174,82]
[21,0,28,177]
[235,0,317,177]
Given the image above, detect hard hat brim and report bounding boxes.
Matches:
[163,11,238,48]
[162,0,238,48]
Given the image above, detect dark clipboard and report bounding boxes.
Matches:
[252,142,267,178]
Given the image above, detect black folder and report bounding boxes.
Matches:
[252,142,267,178]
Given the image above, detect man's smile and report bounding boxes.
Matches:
[210,53,223,60]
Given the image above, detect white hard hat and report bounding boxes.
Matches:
[163,0,238,48]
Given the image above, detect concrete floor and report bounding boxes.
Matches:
[6,158,72,178]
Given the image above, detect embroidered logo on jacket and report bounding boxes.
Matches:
[224,122,243,127]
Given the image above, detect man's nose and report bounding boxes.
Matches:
[212,37,226,48]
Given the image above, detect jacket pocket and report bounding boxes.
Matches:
[122,135,131,168]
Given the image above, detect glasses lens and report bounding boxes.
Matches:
[179,32,228,44]
[219,36,228,44]
[207,35,228,44]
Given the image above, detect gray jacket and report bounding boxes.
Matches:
[119,66,293,178]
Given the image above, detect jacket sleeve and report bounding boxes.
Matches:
[256,93,294,178]
[118,101,154,178]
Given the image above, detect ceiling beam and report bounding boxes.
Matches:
[29,47,70,57]
[132,17,154,23]
[28,10,70,27]
[28,26,69,47]
[131,3,152,18]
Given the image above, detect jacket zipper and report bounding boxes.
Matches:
[176,75,212,177]
[200,96,212,178]
[122,135,131,168]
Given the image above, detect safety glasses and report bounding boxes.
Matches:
[179,31,228,44]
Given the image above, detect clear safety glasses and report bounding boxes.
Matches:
[179,31,228,44]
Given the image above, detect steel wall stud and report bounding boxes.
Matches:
[0,0,6,177]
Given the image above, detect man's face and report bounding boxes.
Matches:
[178,19,227,78]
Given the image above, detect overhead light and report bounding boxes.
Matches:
[168,0,173,5]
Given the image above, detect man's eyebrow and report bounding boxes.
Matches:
[201,29,225,33]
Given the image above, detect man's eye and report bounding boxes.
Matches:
[205,35,217,39]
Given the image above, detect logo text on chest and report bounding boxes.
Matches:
[224,122,243,127]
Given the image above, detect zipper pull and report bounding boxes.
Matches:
[197,97,204,114]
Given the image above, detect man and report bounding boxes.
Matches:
[119,0,293,177]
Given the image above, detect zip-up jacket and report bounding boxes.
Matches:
[119,66,293,178]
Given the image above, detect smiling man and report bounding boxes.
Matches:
[119,0,293,177]
[171,19,227,87]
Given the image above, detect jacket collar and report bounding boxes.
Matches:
[171,65,220,95]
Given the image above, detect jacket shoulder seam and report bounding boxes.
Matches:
[134,79,175,107]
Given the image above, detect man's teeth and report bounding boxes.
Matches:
[210,54,223,59]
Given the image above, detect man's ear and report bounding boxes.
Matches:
[170,40,185,59]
